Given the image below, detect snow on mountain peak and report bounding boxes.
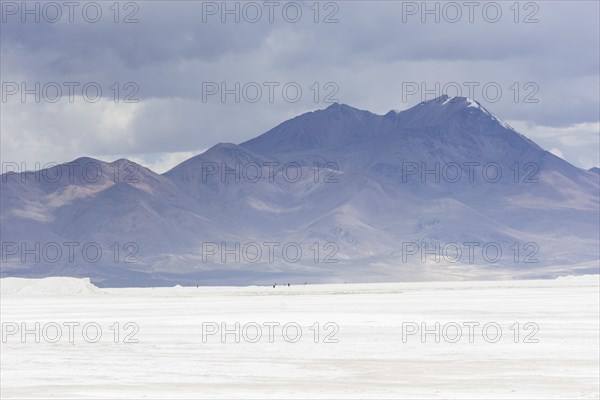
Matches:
[420,95,481,109]
[399,95,521,134]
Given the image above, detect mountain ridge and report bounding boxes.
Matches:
[2,96,598,286]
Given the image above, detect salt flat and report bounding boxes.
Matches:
[1,276,599,399]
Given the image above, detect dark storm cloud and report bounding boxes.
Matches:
[1,0,598,170]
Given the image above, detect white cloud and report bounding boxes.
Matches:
[549,148,565,159]
[115,150,205,174]
[507,120,600,169]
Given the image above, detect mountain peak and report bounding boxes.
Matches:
[68,156,107,166]
[111,158,135,164]
[322,102,375,118]
[384,96,486,119]
[417,95,482,109]
[324,102,358,111]
[392,94,522,133]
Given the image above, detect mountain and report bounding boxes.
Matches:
[2,96,599,286]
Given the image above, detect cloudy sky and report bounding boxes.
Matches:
[1,0,599,172]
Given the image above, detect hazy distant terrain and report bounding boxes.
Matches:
[2,96,599,286]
